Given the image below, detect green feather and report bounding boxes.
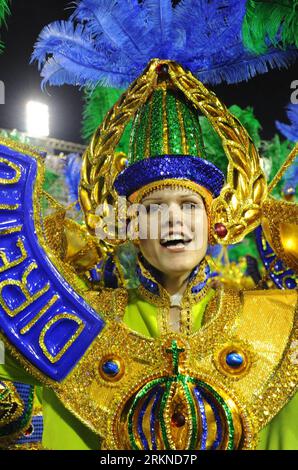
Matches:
[0,0,9,25]
[228,231,261,266]
[243,0,298,54]
[199,104,262,174]
[82,86,132,153]
[0,0,10,52]
[229,105,262,148]
[262,134,294,197]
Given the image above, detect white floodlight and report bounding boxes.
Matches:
[26,101,50,137]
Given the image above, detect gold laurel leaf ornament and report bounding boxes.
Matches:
[260,143,298,272]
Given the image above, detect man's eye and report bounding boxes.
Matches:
[182,203,200,210]
[152,204,163,213]
[145,204,161,213]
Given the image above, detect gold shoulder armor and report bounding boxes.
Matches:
[238,288,298,429]
[261,197,298,274]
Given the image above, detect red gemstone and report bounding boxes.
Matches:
[156,63,169,76]
[171,412,186,427]
[214,223,228,238]
[24,424,34,436]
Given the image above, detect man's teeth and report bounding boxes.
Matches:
[160,236,191,246]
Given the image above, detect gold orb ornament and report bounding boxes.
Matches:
[262,197,298,272]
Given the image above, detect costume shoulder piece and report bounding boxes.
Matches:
[0,137,105,383]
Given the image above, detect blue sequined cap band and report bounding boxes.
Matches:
[114,155,224,198]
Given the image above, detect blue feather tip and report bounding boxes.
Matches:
[65,153,82,209]
[276,103,298,143]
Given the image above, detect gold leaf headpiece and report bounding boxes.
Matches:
[79,59,267,255]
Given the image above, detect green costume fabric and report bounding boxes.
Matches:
[0,287,297,450]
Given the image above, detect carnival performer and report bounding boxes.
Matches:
[0,0,298,450]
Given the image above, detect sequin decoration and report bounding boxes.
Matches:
[113,340,247,450]
[129,88,207,162]
[135,254,161,295]
[136,102,150,163]
[114,155,224,198]
[16,415,43,445]
[191,264,211,294]
[136,264,159,295]
[136,256,211,300]
[0,382,34,441]
[151,90,164,157]
[166,92,183,154]
[255,226,297,289]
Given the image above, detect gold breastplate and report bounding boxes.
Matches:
[50,286,298,450]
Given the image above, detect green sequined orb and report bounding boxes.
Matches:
[128,88,207,164]
[115,340,245,450]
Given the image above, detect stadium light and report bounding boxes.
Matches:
[26,101,49,137]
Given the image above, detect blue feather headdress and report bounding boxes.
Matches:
[65,153,82,209]
[275,103,298,194]
[32,0,298,89]
[276,103,298,143]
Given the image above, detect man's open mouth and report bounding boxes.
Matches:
[160,234,192,248]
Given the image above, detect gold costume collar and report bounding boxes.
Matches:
[136,255,212,336]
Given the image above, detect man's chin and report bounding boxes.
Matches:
[160,262,197,278]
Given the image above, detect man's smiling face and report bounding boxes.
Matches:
[136,186,209,277]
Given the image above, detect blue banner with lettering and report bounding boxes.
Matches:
[0,142,104,381]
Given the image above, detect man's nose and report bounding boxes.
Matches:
[165,202,183,228]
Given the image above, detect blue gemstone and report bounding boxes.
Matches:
[274,260,283,271]
[102,361,120,376]
[285,277,297,289]
[225,352,244,368]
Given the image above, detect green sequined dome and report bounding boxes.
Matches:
[128,87,207,164]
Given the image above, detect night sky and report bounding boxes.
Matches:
[0,0,297,145]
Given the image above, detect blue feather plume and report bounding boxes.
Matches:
[65,153,83,208]
[32,0,298,89]
[276,103,298,142]
[283,162,298,192]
